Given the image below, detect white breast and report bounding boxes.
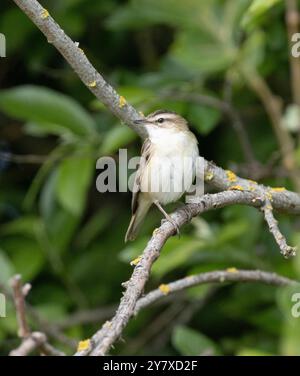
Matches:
[140,128,199,204]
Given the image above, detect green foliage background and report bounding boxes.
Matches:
[0,0,300,355]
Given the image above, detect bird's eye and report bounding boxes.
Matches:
[157,118,164,124]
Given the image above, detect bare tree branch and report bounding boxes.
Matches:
[242,69,300,191]
[10,332,65,356]
[203,160,300,214]
[162,90,257,166]
[285,0,300,109]
[135,269,297,314]
[10,275,30,338]
[261,200,296,258]
[0,280,77,349]
[12,0,146,139]
[74,190,285,356]
[9,275,65,356]
[0,151,48,164]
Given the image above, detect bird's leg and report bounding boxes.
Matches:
[154,200,180,237]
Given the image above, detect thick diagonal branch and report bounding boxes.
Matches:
[75,190,264,356]
[12,0,146,138]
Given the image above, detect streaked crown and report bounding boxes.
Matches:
[146,110,189,131]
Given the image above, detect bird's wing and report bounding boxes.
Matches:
[131,138,152,214]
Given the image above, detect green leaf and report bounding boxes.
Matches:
[119,237,148,263]
[0,85,96,137]
[108,0,247,33]
[1,237,45,280]
[188,105,221,135]
[0,250,15,284]
[0,9,34,53]
[238,30,266,71]
[39,170,80,254]
[0,216,40,238]
[24,144,73,211]
[100,125,137,154]
[237,348,273,356]
[172,325,219,355]
[241,0,282,29]
[24,121,75,138]
[170,30,236,74]
[152,237,203,277]
[107,0,206,30]
[75,207,115,248]
[292,232,300,277]
[56,149,94,216]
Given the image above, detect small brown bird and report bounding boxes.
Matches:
[125,110,199,242]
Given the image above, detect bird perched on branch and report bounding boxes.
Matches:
[125,110,199,242]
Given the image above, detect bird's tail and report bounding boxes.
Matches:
[125,200,151,242]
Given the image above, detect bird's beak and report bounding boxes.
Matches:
[133,118,147,125]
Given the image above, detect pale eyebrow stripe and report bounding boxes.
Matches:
[149,114,177,122]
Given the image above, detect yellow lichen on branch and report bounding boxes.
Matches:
[152,228,160,236]
[272,187,286,192]
[88,81,97,88]
[226,267,238,273]
[40,9,49,19]
[77,339,90,352]
[159,284,170,295]
[119,96,127,108]
[226,170,237,183]
[265,191,273,202]
[205,171,214,181]
[130,256,142,266]
[229,185,244,191]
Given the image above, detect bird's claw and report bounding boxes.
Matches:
[161,218,180,238]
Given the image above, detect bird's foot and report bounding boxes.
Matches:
[154,200,180,238]
[161,217,180,238]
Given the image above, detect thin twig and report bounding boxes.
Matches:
[9,275,66,356]
[10,332,47,356]
[261,200,297,258]
[243,70,300,191]
[12,0,146,139]
[223,80,257,166]
[56,305,116,329]
[10,332,65,356]
[0,151,48,165]
[0,280,91,350]
[204,160,300,214]
[161,90,257,165]
[285,0,300,108]
[135,269,297,314]
[10,275,30,338]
